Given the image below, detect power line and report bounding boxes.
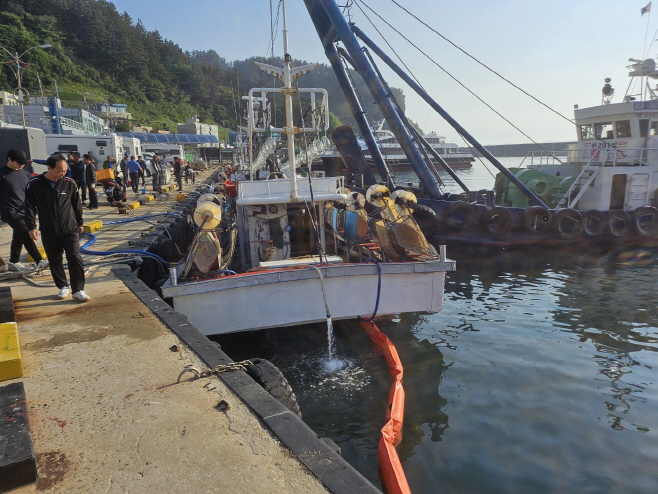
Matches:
[357,0,557,155]
[386,0,576,127]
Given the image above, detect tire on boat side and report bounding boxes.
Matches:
[412,204,441,236]
[444,201,475,231]
[523,206,552,233]
[246,358,302,418]
[481,206,513,236]
[632,206,658,237]
[582,210,607,237]
[608,210,632,238]
[553,208,584,240]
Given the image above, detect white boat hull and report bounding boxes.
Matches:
[161,260,455,335]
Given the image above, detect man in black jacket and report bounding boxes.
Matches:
[25,154,90,302]
[69,151,87,205]
[83,154,98,209]
[0,149,49,272]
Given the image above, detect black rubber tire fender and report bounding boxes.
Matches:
[632,206,658,236]
[412,204,441,236]
[523,206,552,233]
[246,358,302,418]
[481,206,513,236]
[608,210,632,238]
[553,208,584,240]
[582,210,607,237]
[444,201,475,231]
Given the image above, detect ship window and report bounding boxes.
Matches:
[650,121,658,136]
[579,124,593,140]
[640,119,649,138]
[615,120,631,138]
[595,122,613,139]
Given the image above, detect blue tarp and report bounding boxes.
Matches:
[116,132,219,144]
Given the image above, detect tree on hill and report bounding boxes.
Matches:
[0,0,407,134]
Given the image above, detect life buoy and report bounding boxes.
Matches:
[523,206,552,233]
[444,201,475,230]
[553,208,583,240]
[608,210,632,238]
[412,204,441,236]
[582,210,607,236]
[482,206,513,236]
[632,206,658,236]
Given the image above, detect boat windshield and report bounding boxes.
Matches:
[594,122,614,139]
[615,120,631,138]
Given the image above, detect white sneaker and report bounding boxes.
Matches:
[8,262,31,272]
[57,287,71,299]
[0,264,7,273]
[36,259,49,270]
[72,290,90,302]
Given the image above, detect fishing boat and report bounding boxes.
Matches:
[304,1,658,251]
[150,9,454,336]
[359,120,473,170]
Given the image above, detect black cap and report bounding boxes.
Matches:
[6,149,27,165]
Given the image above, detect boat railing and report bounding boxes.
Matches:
[527,150,569,166]
[566,147,653,167]
[528,147,655,167]
[236,176,346,205]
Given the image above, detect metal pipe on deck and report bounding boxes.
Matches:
[324,43,392,185]
[310,0,443,199]
[352,25,548,208]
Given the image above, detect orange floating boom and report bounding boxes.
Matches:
[360,320,411,494]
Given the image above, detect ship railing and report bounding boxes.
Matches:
[565,147,652,167]
[527,150,569,166]
[236,175,346,205]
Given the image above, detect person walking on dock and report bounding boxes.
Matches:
[84,154,98,209]
[0,149,49,272]
[120,152,129,193]
[173,156,183,191]
[138,155,147,187]
[24,154,90,302]
[70,152,87,205]
[151,154,162,191]
[126,156,141,193]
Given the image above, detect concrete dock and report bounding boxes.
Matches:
[0,170,338,493]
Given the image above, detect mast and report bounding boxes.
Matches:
[281,0,299,199]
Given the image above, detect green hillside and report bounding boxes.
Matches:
[0,0,407,136]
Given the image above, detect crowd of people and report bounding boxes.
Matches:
[0,147,196,303]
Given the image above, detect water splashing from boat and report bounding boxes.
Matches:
[322,317,346,372]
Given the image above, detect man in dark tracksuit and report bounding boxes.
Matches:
[69,151,87,204]
[84,154,98,209]
[0,149,48,271]
[25,154,90,302]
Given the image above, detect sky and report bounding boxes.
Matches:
[110,0,658,145]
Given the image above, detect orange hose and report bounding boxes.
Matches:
[361,320,411,494]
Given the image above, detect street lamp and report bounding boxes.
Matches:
[0,43,52,127]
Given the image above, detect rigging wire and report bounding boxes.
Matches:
[353,0,424,91]
[356,0,564,162]
[386,0,576,128]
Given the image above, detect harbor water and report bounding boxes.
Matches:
[215,158,658,493]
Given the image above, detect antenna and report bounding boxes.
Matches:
[602,78,614,105]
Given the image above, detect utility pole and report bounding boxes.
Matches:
[0,43,52,127]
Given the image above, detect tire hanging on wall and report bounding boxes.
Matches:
[412,204,441,237]
[608,210,632,238]
[632,206,658,237]
[553,208,584,240]
[444,201,475,231]
[482,206,513,236]
[523,206,552,233]
[246,358,302,417]
[582,210,607,237]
